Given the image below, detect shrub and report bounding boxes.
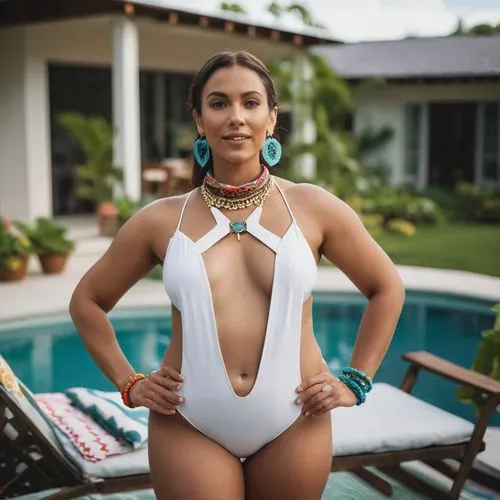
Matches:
[17,218,75,255]
[367,189,444,226]
[114,196,141,224]
[457,303,500,415]
[346,189,444,226]
[453,183,500,222]
[0,217,32,270]
[360,213,384,238]
[387,218,417,237]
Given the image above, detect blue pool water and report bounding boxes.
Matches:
[0,291,497,426]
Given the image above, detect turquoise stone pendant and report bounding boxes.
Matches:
[229,221,247,241]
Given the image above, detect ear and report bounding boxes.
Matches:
[192,110,204,136]
[268,106,278,135]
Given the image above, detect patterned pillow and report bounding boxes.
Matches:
[65,387,149,449]
[36,393,132,462]
[0,355,23,399]
[0,354,132,462]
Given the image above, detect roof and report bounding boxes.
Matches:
[124,0,340,46]
[0,0,340,47]
[313,35,500,81]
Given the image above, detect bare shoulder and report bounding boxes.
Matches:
[134,192,191,231]
[101,191,191,261]
[274,177,356,227]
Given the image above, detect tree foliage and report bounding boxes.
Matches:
[452,18,500,36]
[457,303,500,415]
[57,112,123,205]
[266,1,325,28]
[219,2,247,14]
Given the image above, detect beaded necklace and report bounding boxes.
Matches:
[200,166,275,239]
[204,165,269,198]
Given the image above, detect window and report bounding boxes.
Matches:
[404,103,422,183]
[480,101,500,183]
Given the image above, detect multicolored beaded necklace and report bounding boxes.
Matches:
[203,165,270,198]
[200,165,275,240]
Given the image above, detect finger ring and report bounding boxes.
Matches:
[321,383,334,393]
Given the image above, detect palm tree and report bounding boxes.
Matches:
[286,2,324,28]
[220,2,247,14]
[267,1,284,19]
[266,1,324,28]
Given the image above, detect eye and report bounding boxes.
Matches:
[245,99,260,108]
[210,100,226,109]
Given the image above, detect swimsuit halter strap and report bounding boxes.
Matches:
[176,191,194,231]
[273,180,296,223]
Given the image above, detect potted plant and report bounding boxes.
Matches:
[57,112,124,236]
[457,303,500,413]
[0,217,32,282]
[18,218,75,275]
[114,196,140,228]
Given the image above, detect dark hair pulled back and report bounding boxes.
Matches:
[188,50,279,188]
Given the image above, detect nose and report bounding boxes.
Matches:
[228,103,246,127]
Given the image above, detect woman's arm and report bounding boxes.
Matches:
[294,184,405,416]
[69,205,162,390]
[316,187,405,377]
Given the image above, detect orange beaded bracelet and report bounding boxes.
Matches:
[120,373,145,408]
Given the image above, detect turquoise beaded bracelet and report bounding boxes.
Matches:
[341,367,373,393]
[337,367,373,406]
[338,374,366,406]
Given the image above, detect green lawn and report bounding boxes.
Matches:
[375,223,500,277]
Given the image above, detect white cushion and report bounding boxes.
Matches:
[51,426,149,478]
[332,383,475,457]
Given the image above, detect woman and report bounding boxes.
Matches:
[69,50,405,500]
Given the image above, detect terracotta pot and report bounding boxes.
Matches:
[38,252,69,274]
[97,201,119,237]
[0,257,28,282]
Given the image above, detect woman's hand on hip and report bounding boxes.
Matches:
[295,372,357,417]
[129,366,184,415]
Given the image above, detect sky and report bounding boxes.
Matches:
[163,0,500,42]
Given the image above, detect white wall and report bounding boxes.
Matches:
[352,82,500,186]
[0,27,52,221]
[353,99,405,185]
[0,28,29,220]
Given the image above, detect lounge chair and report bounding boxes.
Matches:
[0,358,151,500]
[1,351,499,499]
[331,351,500,499]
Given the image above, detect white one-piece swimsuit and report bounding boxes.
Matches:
[162,182,318,458]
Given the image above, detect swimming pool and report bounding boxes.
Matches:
[0,291,497,426]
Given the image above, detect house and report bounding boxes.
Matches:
[0,0,337,221]
[315,35,500,190]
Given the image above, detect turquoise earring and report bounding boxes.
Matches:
[193,136,211,168]
[261,135,282,167]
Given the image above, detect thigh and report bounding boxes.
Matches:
[243,413,332,500]
[148,410,245,500]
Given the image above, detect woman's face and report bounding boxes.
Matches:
[194,65,277,168]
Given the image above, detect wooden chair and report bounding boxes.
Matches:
[0,375,151,499]
[332,351,500,499]
[1,352,499,499]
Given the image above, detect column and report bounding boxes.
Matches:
[417,103,429,190]
[25,52,52,219]
[112,16,141,200]
[292,51,317,180]
[0,27,51,221]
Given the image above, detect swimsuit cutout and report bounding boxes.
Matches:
[163,181,318,458]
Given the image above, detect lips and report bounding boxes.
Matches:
[223,133,251,141]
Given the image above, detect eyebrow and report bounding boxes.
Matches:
[205,90,264,99]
